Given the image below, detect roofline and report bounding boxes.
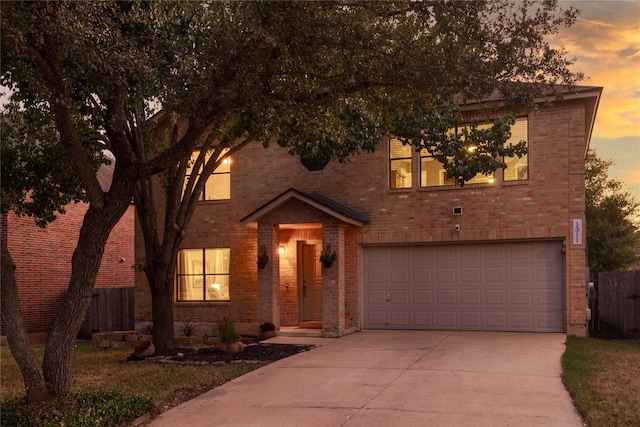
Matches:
[240,188,369,227]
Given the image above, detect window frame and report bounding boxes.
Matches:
[502,117,529,183]
[176,248,231,303]
[186,148,231,201]
[389,137,413,189]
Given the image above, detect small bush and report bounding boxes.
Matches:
[0,390,153,427]
[217,315,239,343]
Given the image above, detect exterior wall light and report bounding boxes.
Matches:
[278,245,285,256]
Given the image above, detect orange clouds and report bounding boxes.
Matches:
[554,1,640,139]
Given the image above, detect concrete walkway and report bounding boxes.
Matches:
[146,331,583,427]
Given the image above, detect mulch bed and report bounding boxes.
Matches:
[126,342,315,364]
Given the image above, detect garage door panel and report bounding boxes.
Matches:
[363,241,564,332]
[485,312,508,329]
[413,311,433,327]
[510,266,534,283]
[390,290,409,305]
[460,290,482,305]
[511,290,534,305]
[389,311,410,327]
[460,312,482,328]
[367,290,387,305]
[413,290,433,305]
[436,268,456,283]
[366,269,387,285]
[413,269,432,283]
[511,312,534,329]
[485,289,507,305]
[460,267,481,283]
[390,269,409,284]
[436,290,456,305]
[435,311,457,327]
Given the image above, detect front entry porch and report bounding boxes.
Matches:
[240,189,369,337]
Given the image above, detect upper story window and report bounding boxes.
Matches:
[176,248,230,302]
[503,118,528,181]
[390,116,528,189]
[186,148,230,201]
[420,122,495,187]
[389,138,413,189]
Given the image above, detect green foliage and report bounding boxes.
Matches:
[0,391,153,427]
[392,102,528,186]
[0,105,93,226]
[585,150,640,273]
[216,315,239,344]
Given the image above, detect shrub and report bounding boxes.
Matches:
[0,390,153,427]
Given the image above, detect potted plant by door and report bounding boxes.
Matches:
[320,245,337,268]
[217,315,244,353]
[259,322,276,341]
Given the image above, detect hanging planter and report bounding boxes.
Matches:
[320,244,337,268]
[257,245,269,269]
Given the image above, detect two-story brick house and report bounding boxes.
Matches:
[134,85,602,337]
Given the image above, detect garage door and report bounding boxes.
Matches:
[362,241,564,332]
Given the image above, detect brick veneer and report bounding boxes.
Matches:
[135,94,598,337]
[1,203,135,335]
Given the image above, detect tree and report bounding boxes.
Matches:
[585,149,640,273]
[1,0,582,403]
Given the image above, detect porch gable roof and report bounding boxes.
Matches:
[240,188,370,227]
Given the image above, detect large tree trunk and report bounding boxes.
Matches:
[150,269,176,352]
[41,204,128,396]
[1,239,52,404]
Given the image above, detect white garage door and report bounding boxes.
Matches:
[362,241,565,332]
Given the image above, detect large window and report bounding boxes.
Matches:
[389,138,413,189]
[503,118,528,181]
[186,149,231,200]
[176,248,230,302]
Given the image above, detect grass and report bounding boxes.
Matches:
[0,341,262,426]
[562,336,640,427]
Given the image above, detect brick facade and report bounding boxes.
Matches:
[1,203,135,335]
[135,88,601,337]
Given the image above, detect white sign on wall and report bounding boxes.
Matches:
[572,219,583,245]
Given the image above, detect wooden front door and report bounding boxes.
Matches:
[300,243,322,322]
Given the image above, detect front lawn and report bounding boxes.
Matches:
[0,341,260,426]
[562,336,640,427]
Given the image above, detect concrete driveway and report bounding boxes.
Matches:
[146,331,583,427]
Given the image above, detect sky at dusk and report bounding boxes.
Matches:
[556,0,640,201]
[1,1,638,202]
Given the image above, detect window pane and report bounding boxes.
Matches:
[177,249,203,275]
[389,139,413,189]
[205,275,230,301]
[177,276,203,301]
[391,159,412,188]
[204,173,231,200]
[504,118,528,181]
[390,138,412,158]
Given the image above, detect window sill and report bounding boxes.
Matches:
[175,300,231,306]
[502,180,529,187]
[419,182,495,191]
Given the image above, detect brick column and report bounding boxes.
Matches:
[322,223,346,336]
[257,224,280,328]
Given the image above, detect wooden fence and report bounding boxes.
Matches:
[78,287,135,339]
[591,270,640,338]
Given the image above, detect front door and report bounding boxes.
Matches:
[300,243,322,323]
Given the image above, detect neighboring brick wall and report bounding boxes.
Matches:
[2,203,135,335]
[135,97,592,335]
